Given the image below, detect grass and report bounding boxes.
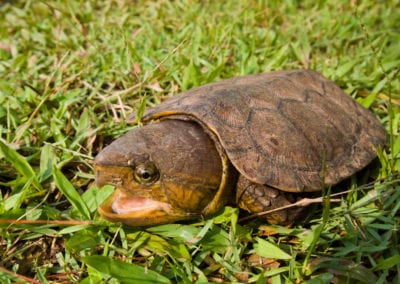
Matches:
[0,0,399,283]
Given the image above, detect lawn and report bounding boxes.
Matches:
[0,0,399,283]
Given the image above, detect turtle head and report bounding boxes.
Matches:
[94,119,233,226]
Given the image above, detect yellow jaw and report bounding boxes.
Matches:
[98,188,197,226]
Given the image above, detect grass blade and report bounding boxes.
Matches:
[253,237,292,260]
[52,166,91,220]
[0,139,40,188]
[82,255,171,284]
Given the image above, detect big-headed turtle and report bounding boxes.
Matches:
[94,70,385,226]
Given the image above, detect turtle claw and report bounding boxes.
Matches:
[236,176,307,225]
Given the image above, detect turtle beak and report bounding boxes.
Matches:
[98,188,192,226]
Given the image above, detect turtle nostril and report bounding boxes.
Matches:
[111,177,123,186]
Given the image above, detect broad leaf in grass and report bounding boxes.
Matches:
[248,267,289,282]
[212,253,241,274]
[80,266,103,284]
[0,139,40,188]
[213,206,239,224]
[213,206,240,235]
[252,237,292,260]
[38,143,56,183]
[52,167,91,220]
[23,226,58,236]
[25,205,42,220]
[373,255,400,271]
[127,231,151,252]
[334,60,358,79]
[304,272,334,284]
[4,187,24,211]
[127,230,191,261]
[358,90,379,109]
[82,255,171,284]
[65,229,101,252]
[145,233,191,261]
[59,225,94,235]
[146,224,202,243]
[81,184,114,213]
[0,209,25,222]
[200,225,231,254]
[4,177,33,210]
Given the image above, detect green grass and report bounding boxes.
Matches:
[0,0,399,283]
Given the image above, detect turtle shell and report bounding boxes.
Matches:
[128,70,386,192]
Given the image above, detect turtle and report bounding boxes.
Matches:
[94,69,386,226]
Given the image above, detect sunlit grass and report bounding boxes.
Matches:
[0,0,399,283]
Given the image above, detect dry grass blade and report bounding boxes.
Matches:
[0,266,41,284]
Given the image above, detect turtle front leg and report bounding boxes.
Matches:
[236,175,307,225]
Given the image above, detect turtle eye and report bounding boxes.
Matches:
[133,162,159,185]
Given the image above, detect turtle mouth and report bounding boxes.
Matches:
[98,188,194,226]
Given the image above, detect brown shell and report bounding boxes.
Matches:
[128,70,386,192]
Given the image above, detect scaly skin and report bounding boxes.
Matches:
[236,175,306,225]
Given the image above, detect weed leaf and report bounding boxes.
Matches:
[82,255,171,284]
[52,167,91,220]
[253,237,292,260]
[0,139,40,188]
